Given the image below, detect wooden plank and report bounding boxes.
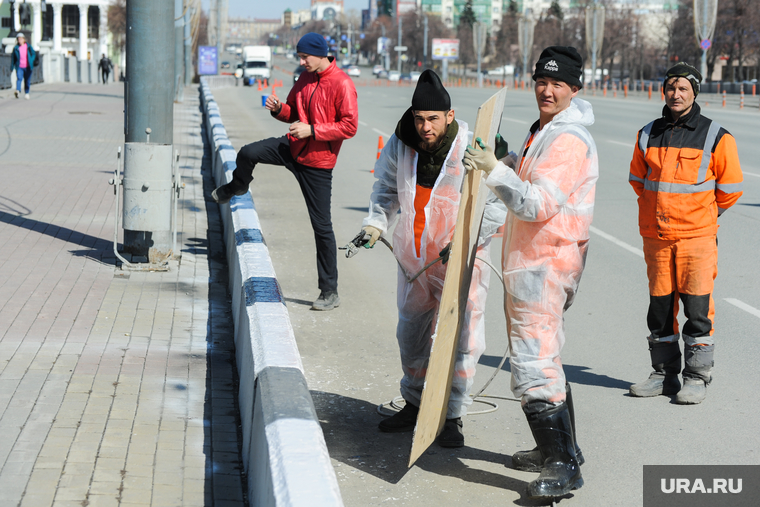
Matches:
[408,88,508,467]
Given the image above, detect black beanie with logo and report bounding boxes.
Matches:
[532,46,584,89]
[411,70,451,111]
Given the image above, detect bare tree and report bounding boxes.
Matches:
[107,0,126,54]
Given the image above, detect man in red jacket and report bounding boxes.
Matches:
[212,33,358,310]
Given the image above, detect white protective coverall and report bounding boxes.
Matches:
[484,98,598,406]
[364,119,508,418]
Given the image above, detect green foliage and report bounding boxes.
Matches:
[459,0,477,29]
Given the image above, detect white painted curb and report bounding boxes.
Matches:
[200,78,344,507]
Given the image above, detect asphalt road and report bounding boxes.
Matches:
[212,58,760,506]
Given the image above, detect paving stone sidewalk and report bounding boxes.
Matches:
[0,83,246,507]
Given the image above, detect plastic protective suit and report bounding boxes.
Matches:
[484,98,598,406]
[364,119,507,418]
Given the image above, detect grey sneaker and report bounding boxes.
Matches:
[211,182,248,204]
[675,378,707,405]
[629,372,681,397]
[312,291,339,311]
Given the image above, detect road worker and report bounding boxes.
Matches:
[628,62,743,404]
[361,70,507,448]
[464,46,598,498]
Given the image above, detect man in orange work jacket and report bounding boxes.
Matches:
[628,62,743,405]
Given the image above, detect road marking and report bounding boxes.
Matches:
[359,120,368,127]
[373,127,391,138]
[589,226,644,258]
[724,298,760,319]
[743,171,760,178]
[608,140,631,147]
[503,118,528,125]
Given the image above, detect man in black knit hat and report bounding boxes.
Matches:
[359,70,507,447]
[465,46,598,498]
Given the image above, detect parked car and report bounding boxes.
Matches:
[372,65,385,76]
[347,65,361,77]
[388,71,401,82]
[293,65,306,83]
[221,61,230,69]
[400,73,412,81]
[377,70,389,79]
[410,71,421,82]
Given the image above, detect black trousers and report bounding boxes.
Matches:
[234,136,338,293]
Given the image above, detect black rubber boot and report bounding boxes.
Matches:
[677,343,713,404]
[630,341,682,397]
[525,402,583,499]
[378,402,418,433]
[511,383,584,472]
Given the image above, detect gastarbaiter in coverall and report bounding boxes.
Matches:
[628,62,743,405]
[362,70,507,448]
[464,46,597,498]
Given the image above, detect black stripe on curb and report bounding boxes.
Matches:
[244,277,284,305]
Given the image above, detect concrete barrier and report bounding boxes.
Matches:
[204,75,238,89]
[199,77,344,507]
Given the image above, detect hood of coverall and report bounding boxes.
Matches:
[395,107,460,188]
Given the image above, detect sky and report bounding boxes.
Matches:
[235,0,369,21]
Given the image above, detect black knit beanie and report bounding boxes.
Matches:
[664,62,702,96]
[533,46,584,89]
[411,70,451,111]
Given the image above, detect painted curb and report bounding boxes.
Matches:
[200,77,343,507]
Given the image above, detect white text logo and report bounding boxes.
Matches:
[544,60,559,72]
[661,478,742,494]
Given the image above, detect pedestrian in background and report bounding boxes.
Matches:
[98,54,113,85]
[628,63,743,404]
[10,33,35,100]
[211,32,358,311]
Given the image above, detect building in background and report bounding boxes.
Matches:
[227,17,281,45]
[312,0,344,21]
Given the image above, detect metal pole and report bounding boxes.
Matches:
[397,15,402,74]
[124,0,175,261]
[184,5,193,84]
[700,0,708,78]
[174,0,184,100]
[476,23,483,88]
[423,15,428,70]
[216,0,222,69]
[591,1,598,90]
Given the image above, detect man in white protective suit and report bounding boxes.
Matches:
[361,70,507,448]
[464,46,598,499]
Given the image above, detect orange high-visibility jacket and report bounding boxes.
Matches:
[629,103,743,240]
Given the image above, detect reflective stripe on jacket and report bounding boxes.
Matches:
[274,58,358,169]
[629,103,743,240]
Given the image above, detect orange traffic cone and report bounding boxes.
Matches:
[372,136,384,173]
[257,80,262,91]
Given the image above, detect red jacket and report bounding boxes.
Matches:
[274,58,358,169]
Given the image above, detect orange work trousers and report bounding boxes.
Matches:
[642,235,718,346]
